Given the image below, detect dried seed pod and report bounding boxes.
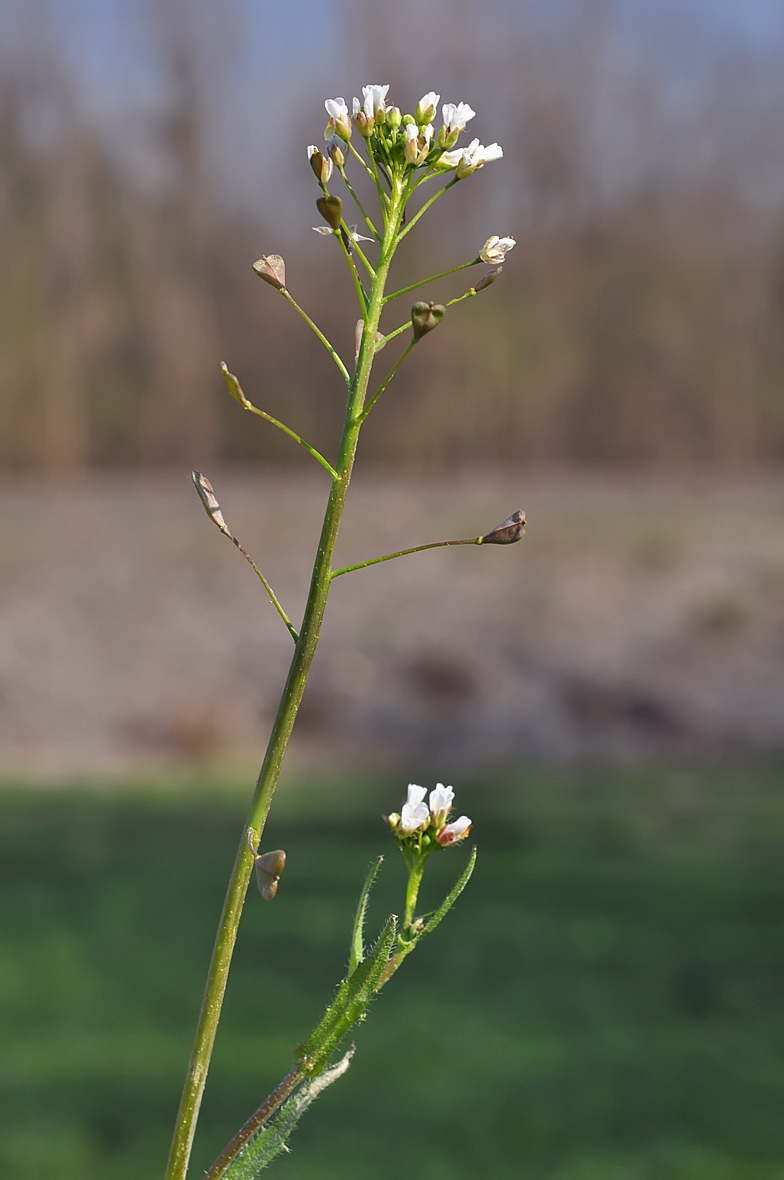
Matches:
[255,849,286,901]
[252,254,286,290]
[481,509,526,545]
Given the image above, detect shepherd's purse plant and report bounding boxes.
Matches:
[164,82,524,1180]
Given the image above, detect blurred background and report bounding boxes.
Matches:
[1,0,784,1177]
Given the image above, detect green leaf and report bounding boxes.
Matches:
[296,915,396,1076]
[348,856,383,978]
[223,1049,354,1180]
[407,846,477,951]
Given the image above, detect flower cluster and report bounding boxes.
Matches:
[386,783,472,851]
[320,85,502,180]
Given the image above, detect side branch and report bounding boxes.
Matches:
[279,290,351,385]
[331,536,483,579]
[338,165,381,241]
[358,339,416,420]
[384,258,479,302]
[202,1066,304,1180]
[222,365,339,480]
[396,177,458,242]
[192,471,300,643]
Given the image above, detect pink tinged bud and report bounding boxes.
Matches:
[255,848,286,900]
[316,194,343,230]
[252,254,286,290]
[481,509,526,545]
[429,782,455,826]
[355,320,386,360]
[479,235,516,265]
[437,816,472,846]
[411,301,445,340]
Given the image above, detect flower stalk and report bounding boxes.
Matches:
[165,83,517,1180]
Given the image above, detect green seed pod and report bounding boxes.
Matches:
[316,194,343,230]
[411,301,446,340]
[255,849,286,901]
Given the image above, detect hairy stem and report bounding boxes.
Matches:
[164,175,408,1180]
[202,1067,304,1180]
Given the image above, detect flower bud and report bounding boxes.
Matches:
[252,254,286,290]
[481,509,526,545]
[308,146,333,185]
[255,848,286,901]
[328,135,345,168]
[354,110,373,137]
[220,361,250,408]
[473,266,503,292]
[415,91,440,125]
[401,113,416,127]
[355,320,387,360]
[316,194,343,231]
[411,301,445,340]
[387,106,402,129]
[191,470,229,534]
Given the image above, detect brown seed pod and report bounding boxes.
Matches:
[481,509,526,545]
[255,849,286,901]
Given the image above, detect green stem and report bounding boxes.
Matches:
[228,534,299,642]
[358,339,416,419]
[397,177,458,242]
[339,165,381,240]
[331,536,481,579]
[336,228,369,313]
[164,176,409,1180]
[243,404,338,480]
[340,222,375,280]
[348,139,376,182]
[280,289,351,386]
[202,1067,303,1180]
[384,258,479,302]
[404,859,426,931]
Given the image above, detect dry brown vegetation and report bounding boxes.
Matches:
[1,0,784,473]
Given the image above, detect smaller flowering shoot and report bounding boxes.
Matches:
[166,85,524,1180]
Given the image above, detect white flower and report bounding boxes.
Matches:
[429,783,454,826]
[441,101,475,134]
[361,83,389,120]
[324,97,348,121]
[479,235,516,265]
[456,138,503,179]
[399,783,430,834]
[404,122,432,166]
[415,91,440,124]
[324,96,352,141]
[433,148,464,170]
[437,815,472,845]
[312,225,373,242]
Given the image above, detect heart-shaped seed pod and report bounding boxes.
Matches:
[411,301,445,340]
[316,194,343,230]
[255,849,286,901]
[481,509,526,545]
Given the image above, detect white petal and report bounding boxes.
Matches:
[324,97,348,119]
[480,142,503,163]
[400,800,430,833]
[406,783,427,807]
[312,226,334,235]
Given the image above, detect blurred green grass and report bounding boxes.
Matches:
[2,767,784,1179]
